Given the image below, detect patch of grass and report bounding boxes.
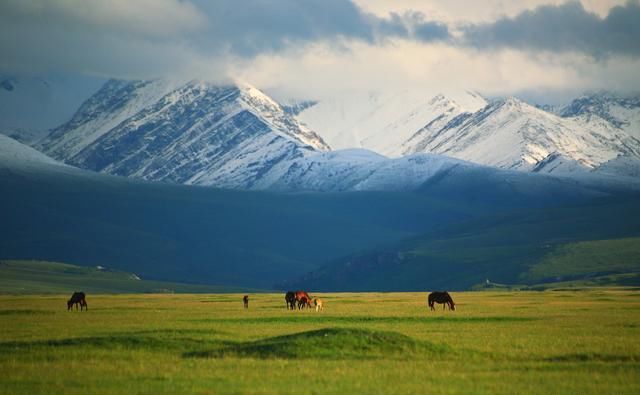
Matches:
[186,327,451,359]
[544,353,639,363]
[0,309,54,315]
[188,315,536,325]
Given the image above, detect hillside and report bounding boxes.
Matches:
[0,151,479,289]
[284,196,640,291]
[1,136,625,289]
[0,260,254,294]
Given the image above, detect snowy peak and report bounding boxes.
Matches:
[560,92,640,139]
[295,89,487,157]
[403,94,640,173]
[38,79,329,188]
[235,83,329,150]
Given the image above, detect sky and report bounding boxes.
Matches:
[1,0,639,104]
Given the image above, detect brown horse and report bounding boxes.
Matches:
[428,291,455,311]
[243,295,249,309]
[285,291,296,310]
[295,291,312,310]
[67,292,87,311]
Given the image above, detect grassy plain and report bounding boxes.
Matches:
[0,290,639,394]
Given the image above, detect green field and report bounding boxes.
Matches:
[1,290,639,394]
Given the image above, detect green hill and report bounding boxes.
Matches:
[0,163,478,289]
[286,197,640,291]
[2,157,638,291]
[0,260,254,294]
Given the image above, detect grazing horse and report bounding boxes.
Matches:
[67,292,87,311]
[428,291,455,311]
[243,295,249,309]
[313,298,324,312]
[285,291,296,310]
[298,295,313,309]
[295,291,312,310]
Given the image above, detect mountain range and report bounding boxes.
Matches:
[2,77,638,191]
[295,90,640,175]
[1,76,640,290]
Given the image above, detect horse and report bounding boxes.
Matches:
[313,298,324,312]
[295,291,312,310]
[243,295,249,309]
[67,292,87,311]
[428,291,455,311]
[285,291,296,310]
[298,295,312,309]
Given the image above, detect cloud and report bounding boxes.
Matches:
[0,0,449,79]
[185,1,451,56]
[461,1,640,58]
[0,0,638,103]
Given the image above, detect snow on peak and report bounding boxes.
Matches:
[396,91,640,173]
[295,89,486,157]
[37,79,329,188]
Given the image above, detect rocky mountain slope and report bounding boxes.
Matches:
[37,79,329,188]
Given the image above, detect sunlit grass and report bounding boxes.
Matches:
[0,290,639,394]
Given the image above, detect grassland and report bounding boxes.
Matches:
[1,290,639,394]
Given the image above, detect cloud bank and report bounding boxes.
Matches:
[462,1,640,58]
[0,0,638,101]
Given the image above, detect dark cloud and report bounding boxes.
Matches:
[0,0,451,78]
[190,1,449,55]
[414,21,450,42]
[462,1,640,58]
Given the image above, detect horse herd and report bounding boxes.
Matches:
[284,290,324,311]
[66,291,455,312]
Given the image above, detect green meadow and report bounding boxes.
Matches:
[1,290,639,394]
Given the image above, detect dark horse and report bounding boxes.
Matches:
[285,291,296,310]
[67,292,87,311]
[428,291,455,311]
[243,295,249,309]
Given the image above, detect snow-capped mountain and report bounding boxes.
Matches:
[560,92,640,139]
[294,91,640,176]
[38,79,330,187]
[252,149,474,191]
[295,89,487,157]
[244,147,639,201]
[403,97,640,172]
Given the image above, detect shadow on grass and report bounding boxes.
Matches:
[544,353,639,363]
[184,327,453,360]
[0,309,55,315]
[0,330,227,354]
[187,315,536,325]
